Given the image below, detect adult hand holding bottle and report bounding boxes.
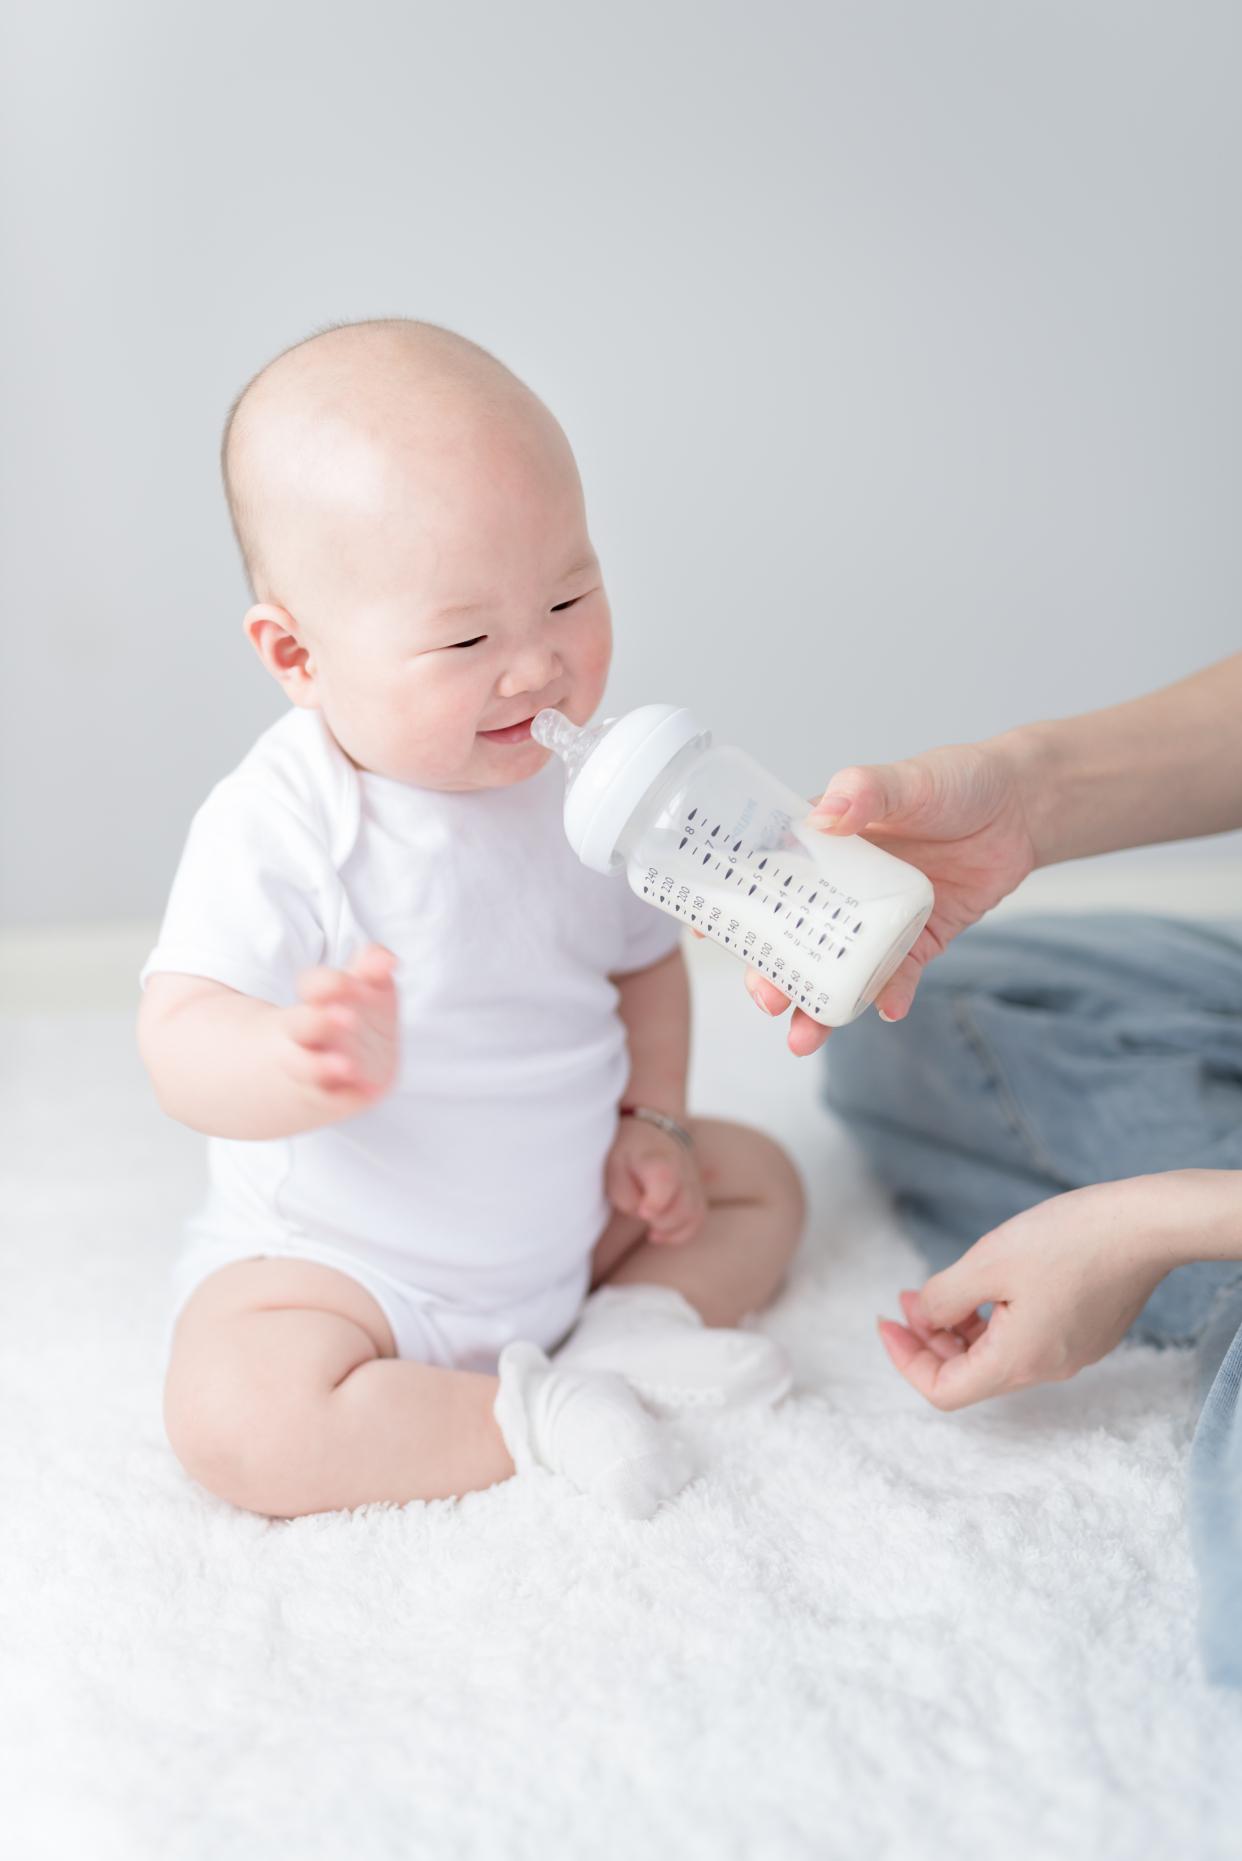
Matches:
[749,653,1242,1057]
[748,738,1040,1055]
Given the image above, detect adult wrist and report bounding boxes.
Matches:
[1162,1170,1242,1267]
[987,720,1069,871]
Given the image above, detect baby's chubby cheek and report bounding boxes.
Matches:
[313,678,471,786]
[565,614,613,723]
[383,698,483,786]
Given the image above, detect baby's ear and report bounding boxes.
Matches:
[244,603,319,707]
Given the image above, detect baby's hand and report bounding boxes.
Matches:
[278,945,399,1118]
[605,1116,706,1246]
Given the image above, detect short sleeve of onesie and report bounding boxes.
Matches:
[614,879,684,976]
[140,781,338,1007]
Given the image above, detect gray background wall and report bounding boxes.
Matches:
[2,0,1238,928]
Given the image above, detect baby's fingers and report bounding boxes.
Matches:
[284,1003,343,1051]
[348,944,398,990]
[636,1159,681,1219]
[297,965,361,1009]
[606,1157,644,1217]
[315,1048,365,1089]
[281,1033,357,1091]
[648,1196,706,1246]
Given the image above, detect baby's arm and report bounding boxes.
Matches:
[138,944,398,1139]
[613,946,690,1118]
[607,947,705,1244]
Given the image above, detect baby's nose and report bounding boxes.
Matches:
[497,643,563,698]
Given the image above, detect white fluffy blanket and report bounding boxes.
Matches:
[5,952,1241,1859]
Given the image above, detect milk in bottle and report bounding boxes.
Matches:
[533,704,934,1029]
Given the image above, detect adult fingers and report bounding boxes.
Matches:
[871,919,951,1023]
[870,951,924,1024]
[745,967,791,1018]
[877,1318,1009,1411]
[746,976,831,1054]
[898,1289,967,1359]
[786,1009,831,1057]
[809,760,934,838]
[910,1252,999,1334]
[899,1289,987,1350]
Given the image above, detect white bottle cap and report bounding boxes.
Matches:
[562,703,704,873]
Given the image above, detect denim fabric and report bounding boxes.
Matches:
[823,913,1242,1684]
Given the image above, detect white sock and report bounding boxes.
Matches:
[553,1284,793,1418]
[494,1341,694,1520]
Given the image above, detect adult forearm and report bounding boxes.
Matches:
[994,651,1242,867]
[613,948,691,1119]
[1161,1171,1242,1268]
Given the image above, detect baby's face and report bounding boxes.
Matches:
[274,404,612,792]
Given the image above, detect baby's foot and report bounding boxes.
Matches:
[495,1342,694,1520]
[554,1285,792,1418]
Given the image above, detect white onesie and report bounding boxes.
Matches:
[142,709,681,1368]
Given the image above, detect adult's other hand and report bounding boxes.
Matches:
[872,1175,1205,1409]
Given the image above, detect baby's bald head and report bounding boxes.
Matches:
[221,319,577,621]
[223,318,611,793]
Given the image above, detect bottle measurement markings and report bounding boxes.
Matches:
[667,817,864,943]
[639,810,869,1015]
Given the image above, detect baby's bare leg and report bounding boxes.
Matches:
[164,1259,511,1518]
[592,1118,804,1325]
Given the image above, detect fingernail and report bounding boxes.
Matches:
[812,793,851,821]
[748,989,775,1016]
[877,1010,895,1023]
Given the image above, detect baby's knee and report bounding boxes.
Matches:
[764,1131,805,1216]
[765,1138,806,1257]
[727,1123,806,1239]
[164,1359,314,1518]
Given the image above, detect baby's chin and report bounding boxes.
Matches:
[373,735,553,792]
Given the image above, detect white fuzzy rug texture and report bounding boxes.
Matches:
[5,951,1242,1861]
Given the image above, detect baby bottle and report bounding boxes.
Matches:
[533,704,934,1028]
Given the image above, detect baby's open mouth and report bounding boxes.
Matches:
[478,715,535,746]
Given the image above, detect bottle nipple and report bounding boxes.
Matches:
[536,701,705,873]
[532,708,615,792]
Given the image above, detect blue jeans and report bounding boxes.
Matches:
[823,914,1242,1685]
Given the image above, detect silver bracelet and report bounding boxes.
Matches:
[621,1105,694,1150]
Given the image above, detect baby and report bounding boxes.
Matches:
[139,319,804,1520]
